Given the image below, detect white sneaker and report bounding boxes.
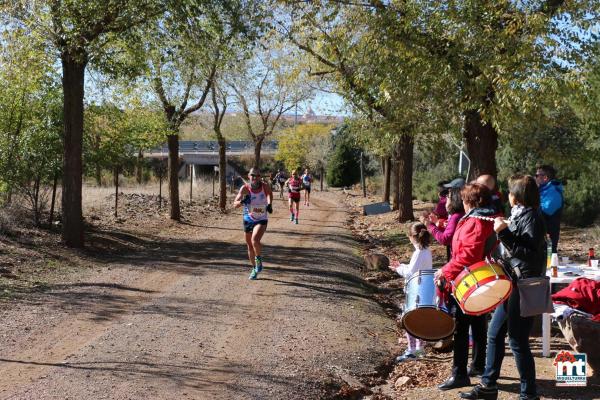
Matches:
[395,349,424,363]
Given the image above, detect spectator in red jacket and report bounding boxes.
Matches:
[436,183,498,391]
[461,174,546,400]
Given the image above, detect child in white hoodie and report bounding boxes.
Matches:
[389,222,433,362]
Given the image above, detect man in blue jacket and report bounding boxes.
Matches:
[536,165,564,253]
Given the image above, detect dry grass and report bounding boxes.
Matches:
[44,178,221,215]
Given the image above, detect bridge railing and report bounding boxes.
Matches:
[146,140,278,156]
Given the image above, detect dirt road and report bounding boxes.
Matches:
[0,192,395,399]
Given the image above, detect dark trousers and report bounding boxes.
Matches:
[481,287,537,398]
[450,297,488,377]
[543,212,561,253]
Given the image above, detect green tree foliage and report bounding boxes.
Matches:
[275,123,334,173]
[139,0,265,220]
[0,23,63,224]
[230,32,315,168]
[84,103,167,177]
[326,125,361,187]
[2,0,166,246]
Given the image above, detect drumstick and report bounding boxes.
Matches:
[468,215,511,224]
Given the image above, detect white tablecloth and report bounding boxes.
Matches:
[542,264,600,357]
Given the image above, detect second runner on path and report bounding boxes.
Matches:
[285,169,303,225]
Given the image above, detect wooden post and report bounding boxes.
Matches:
[360,152,366,197]
[320,166,324,191]
[114,166,119,218]
[49,170,58,228]
[159,175,162,209]
[189,164,193,203]
[212,170,216,197]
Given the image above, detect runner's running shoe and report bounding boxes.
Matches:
[295,218,299,224]
[248,267,258,280]
[290,213,295,222]
[255,256,263,273]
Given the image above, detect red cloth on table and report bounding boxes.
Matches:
[551,278,600,322]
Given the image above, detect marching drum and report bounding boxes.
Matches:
[452,261,512,316]
[402,270,456,341]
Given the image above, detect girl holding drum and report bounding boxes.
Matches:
[389,223,432,362]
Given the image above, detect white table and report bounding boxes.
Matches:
[542,264,600,357]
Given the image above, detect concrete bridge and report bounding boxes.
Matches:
[145,140,277,161]
[144,140,278,178]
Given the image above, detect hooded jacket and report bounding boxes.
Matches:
[539,180,563,217]
[442,207,498,283]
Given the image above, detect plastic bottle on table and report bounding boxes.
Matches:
[551,254,558,278]
[588,248,595,267]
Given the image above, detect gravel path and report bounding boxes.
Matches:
[0,192,395,399]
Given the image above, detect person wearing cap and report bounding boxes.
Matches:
[433,180,450,220]
[233,167,273,280]
[446,177,467,190]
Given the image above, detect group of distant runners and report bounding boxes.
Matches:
[233,167,313,280]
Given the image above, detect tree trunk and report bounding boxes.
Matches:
[61,51,87,247]
[320,166,324,191]
[253,138,264,168]
[33,175,41,227]
[94,133,102,186]
[49,170,58,228]
[383,156,391,203]
[218,137,227,211]
[136,150,143,184]
[360,152,366,197]
[114,166,119,218]
[159,175,163,210]
[189,164,193,202]
[167,133,181,220]
[463,109,498,180]
[396,134,414,222]
[392,158,399,211]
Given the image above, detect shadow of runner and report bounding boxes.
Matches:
[0,357,309,397]
[259,277,375,301]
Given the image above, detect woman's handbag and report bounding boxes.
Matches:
[516,275,554,317]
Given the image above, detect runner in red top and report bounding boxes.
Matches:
[285,169,303,225]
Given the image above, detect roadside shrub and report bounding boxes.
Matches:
[413,161,456,202]
[562,173,600,227]
[327,126,362,187]
[0,203,32,234]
